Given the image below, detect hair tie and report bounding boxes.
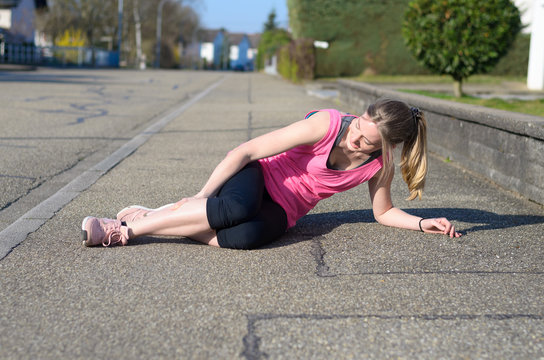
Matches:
[410,107,421,129]
[410,107,420,128]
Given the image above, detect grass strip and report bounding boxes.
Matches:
[400,89,544,117]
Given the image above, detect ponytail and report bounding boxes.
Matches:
[400,111,427,200]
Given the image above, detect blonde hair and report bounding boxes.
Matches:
[367,98,428,200]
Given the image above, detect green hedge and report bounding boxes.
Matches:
[287,0,529,77]
[288,0,425,77]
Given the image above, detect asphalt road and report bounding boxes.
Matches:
[0,69,542,359]
[0,69,225,231]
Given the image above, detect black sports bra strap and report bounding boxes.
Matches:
[334,115,357,147]
[327,114,382,170]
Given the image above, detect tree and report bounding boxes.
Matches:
[132,0,145,69]
[38,0,200,68]
[402,0,521,97]
[130,0,199,68]
[263,9,278,32]
[38,0,118,64]
[256,29,291,70]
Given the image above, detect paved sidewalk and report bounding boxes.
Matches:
[378,81,544,100]
[0,72,543,359]
[307,79,544,101]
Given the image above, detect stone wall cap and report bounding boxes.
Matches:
[338,79,544,141]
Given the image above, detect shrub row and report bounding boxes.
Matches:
[284,0,529,78]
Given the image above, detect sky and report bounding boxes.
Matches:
[190,0,537,35]
[192,0,289,34]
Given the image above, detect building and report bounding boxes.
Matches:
[514,0,537,33]
[199,29,227,69]
[0,0,47,45]
[199,29,259,71]
[520,0,544,89]
[228,33,260,71]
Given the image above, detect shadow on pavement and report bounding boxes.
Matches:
[127,208,544,249]
[0,71,108,84]
[293,207,544,236]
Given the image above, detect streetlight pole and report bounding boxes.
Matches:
[117,0,123,67]
[155,0,167,68]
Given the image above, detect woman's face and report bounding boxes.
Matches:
[345,112,382,155]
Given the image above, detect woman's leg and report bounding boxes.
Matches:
[205,162,264,229]
[123,162,266,247]
[125,198,220,246]
[215,197,288,250]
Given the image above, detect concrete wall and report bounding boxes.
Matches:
[337,80,544,205]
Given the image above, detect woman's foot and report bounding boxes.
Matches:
[81,217,129,247]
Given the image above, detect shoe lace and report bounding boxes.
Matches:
[102,221,126,247]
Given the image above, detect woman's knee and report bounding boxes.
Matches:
[207,195,261,229]
[207,162,265,230]
[216,203,288,250]
[224,194,261,221]
[218,227,277,250]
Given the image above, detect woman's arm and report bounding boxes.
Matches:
[368,169,461,238]
[194,111,331,199]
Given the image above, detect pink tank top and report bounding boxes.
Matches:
[258,109,383,228]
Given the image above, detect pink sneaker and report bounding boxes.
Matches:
[116,204,174,222]
[81,217,129,247]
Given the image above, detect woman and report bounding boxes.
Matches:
[81,98,461,249]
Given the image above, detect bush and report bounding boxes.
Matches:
[278,38,315,82]
[54,29,86,65]
[402,0,522,96]
[277,45,294,80]
[159,42,177,69]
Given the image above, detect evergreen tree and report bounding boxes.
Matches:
[263,9,278,32]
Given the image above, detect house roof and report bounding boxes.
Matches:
[247,34,261,48]
[198,29,223,43]
[198,28,261,49]
[227,33,246,45]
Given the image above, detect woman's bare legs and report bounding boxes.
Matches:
[126,198,220,247]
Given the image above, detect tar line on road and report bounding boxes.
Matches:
[0,75,228,261]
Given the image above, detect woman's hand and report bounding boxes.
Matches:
[420,217,461,238]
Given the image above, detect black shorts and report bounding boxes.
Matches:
[206,162,288,250]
